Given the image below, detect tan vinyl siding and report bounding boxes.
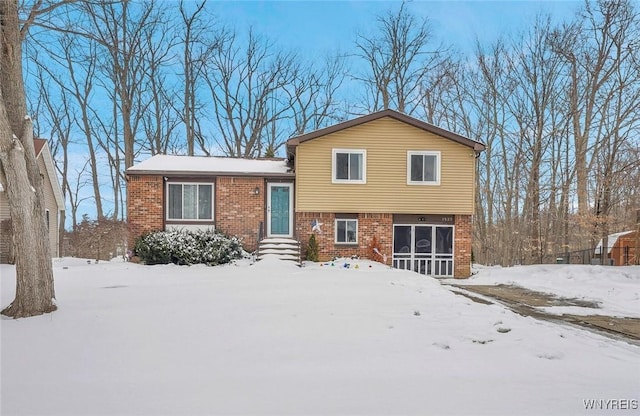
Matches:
[38,156,59,257]
[1,144,63,262]
[0,193,9,220]
[0,193,9,263]
[295,117,477,214]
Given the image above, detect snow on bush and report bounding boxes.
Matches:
[134,229,244,266]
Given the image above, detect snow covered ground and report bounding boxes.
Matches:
[1,257,639,415]
[459,264,640,318]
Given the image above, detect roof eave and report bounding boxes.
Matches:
[38,141,65,210]
[125,169,295,178]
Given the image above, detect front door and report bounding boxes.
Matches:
[267,183,293,238]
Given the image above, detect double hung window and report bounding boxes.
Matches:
[332,149,366,183]
[167,183,213,220]
[335,218,358,244]
[407,151,440,185]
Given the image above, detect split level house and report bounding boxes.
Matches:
[0,139,65,263]
[126,110,486,278]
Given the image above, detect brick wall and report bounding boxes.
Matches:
[454,214,472,278]
[296,211,473,278]
[296,212,392,264]
[126,173,475,277]
[216,177,264,251]
[127,175,164,245]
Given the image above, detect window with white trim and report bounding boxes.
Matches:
[167,183,213,220]
[332,149,366,183]
[335,218,358,244]
[407,151,440,185]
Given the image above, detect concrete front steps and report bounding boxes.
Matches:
[257,238,301,264]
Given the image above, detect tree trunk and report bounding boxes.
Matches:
[0,0,56,318]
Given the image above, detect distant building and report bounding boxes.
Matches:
[595,231,639,266]
[0,139,65,263]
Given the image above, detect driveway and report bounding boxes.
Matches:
[445,283,640,345]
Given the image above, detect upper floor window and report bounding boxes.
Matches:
[167,183,213,220]
[332,149,366,184]
[407,151,440,185]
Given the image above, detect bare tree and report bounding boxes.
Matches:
[0,0,62,318]
[592,15,640,262]
[203,28,297,157]
[34,33,106,218]
[287,54,347,137]
[466,1,640,266]
[549,1,637,240]
[140,35,181,156]
[466,40,522,265]
[32,62,76,247]
[178,0,211,156]
[505,15,565,264]
[78,0,164,170]
[354,2,443,114]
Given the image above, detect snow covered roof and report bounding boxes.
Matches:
[595,231,635,254]
[126,155,293,177]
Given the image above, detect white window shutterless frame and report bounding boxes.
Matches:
[407,151,440,185]
[332,149,366,184]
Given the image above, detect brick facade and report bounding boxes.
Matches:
[296,212,393,265]
[216,177,265,251]
[126,174,475,278]
[127,175,267,252]
[454,214,472,278]
[296,211,473,278]
[127,175,164,243]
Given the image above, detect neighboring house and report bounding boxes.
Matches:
[595,230,639,266]
[126,110,485,278]
[0,139,65,263]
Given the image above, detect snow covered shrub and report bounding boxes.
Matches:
[134,229,243,266]
[194,229,244,266]
[134,231,172,265]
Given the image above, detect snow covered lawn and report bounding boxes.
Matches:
[2,257,639,415]
[461,264,640,318]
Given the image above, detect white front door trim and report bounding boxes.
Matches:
[266,182,294,238]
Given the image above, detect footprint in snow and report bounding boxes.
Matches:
[472,339,494,345]
[537,352,564,360]
[432,342,450,350]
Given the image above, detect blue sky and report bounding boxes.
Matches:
[212,1,582,56]
[60,1,586,223]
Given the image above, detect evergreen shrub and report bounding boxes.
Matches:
[134,229,244,266]
[307,233,319,262]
